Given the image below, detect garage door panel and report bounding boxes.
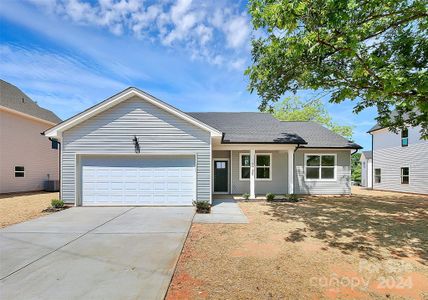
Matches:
[81,155,195,206]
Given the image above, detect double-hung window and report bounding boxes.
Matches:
[401,167,409,184]
[240,154,251,180]
[256,154,271,180]
[401,128,408,147]
[374,168,381,183]
[305,154,336,180]
[15,166,25,177]
[239,153,272,180]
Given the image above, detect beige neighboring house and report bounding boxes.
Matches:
[0,79,62,193]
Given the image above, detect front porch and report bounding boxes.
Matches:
[211,144,296,199]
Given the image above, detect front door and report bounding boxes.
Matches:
[214,160,228,193]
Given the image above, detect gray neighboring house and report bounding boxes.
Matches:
[360,151,372,188]
[368,122,428,195]
[44,87,361,206]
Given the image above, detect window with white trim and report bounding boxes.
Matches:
[256,154,271,180]
[401,128,408,147]
[239,153,272,180]
[305,154,336,180]
[401,167,409,184]
[15,166,25,177]
[375,168,381,183]
[240,154,250,180]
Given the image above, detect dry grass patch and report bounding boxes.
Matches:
[0,191,59,228]
[167,191,428,299]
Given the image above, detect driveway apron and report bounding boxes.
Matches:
[0,206,194,300]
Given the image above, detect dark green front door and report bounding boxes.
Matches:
[214,160,228,193]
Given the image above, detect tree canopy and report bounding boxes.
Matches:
[272,96,354,139]
[246,0,428,138]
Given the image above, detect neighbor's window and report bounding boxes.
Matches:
[305,154,335,180]
[15,166,25,177]
[256,154,271,180]
[375,168,381,183]
[240,154,250,180]
[401,128,408,147]
[401,167,409,184]
[51,139,59,150]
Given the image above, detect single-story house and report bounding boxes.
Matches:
[0,79,61,193]
[360,150,373,188]
[44,87,362,206]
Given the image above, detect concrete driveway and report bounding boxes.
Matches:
[0,207,194,300]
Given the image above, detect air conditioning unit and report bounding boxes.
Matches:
[44,180,60,192]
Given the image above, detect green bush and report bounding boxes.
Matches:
[288,194,299,202]
[51,199,64,208]
[193,200,211,213]
[242,193,250,200]
[266,193,275,201]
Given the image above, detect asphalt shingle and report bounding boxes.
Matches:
[0,79,61,124]
[188,112,361,148]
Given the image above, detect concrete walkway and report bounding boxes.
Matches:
[193,199,249,224]
[0,207,194,300]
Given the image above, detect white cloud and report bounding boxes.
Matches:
[28,0,251,67]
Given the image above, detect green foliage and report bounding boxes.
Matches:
[242,193,250,200]
[266,192,275,201]
[351,153,362,183]
[193,200,211,213]
[272,96,353,139]
[51,199,64,209]
[287,194,299,202]
[246,0,428,138]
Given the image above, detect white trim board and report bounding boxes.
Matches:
[44,88,222,138]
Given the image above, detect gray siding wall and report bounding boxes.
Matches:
[230,150,288,195]
[294,149,351,195]
[61,96,211,204]
[373,126,428,194]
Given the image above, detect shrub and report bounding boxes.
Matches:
[288,194,299,202]
[242,193,250,200]
[51,199,64,208]
[266,193,275,201]
[193,200,211,213]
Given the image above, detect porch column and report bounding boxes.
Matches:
[288,149,294,194]
[250,149,256,198]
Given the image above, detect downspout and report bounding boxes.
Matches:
[371,133,374,190]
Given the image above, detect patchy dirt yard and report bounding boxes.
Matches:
[167,188,428,299]
[0,192,59,228]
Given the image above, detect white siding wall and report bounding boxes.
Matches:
[294,149,351,194]
[61,96,211,204]
[372,126,428,194]
[361,157,372,188]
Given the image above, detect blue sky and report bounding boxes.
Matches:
[0,0,376,150]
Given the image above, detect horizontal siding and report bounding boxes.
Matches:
[373,128,428,194]
[294,149,351,195]
[230,150,288,195]
[62,96,211,204]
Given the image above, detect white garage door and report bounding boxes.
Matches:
[81,155,195,206]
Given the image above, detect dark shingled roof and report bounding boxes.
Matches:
[362,151,372,159]
[188,112,362,148]
[0,79,61,124]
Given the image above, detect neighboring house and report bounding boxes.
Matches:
[368,123,428,195]
[360,151,372,188]
[44,87,361,206]
[0,80,61,193]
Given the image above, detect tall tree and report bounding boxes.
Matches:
[272,96,353,139]
[246,0,428,138]
[351,152,362,183]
